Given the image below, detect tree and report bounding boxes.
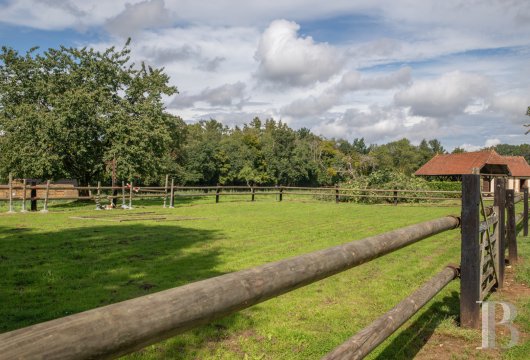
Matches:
[452,147,466,154]
[370,138,420,175]
[0,41,180,184]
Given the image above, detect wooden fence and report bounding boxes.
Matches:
[0,178,463,212]
[0,174,527,359]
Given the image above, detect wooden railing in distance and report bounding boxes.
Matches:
[0,216,460,360]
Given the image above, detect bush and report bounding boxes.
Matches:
[339,170,430,204]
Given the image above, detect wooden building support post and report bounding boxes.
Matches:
[7,173,14,213]
[460,174,481,329]
[494,177,506,288]
[215,184,220,203]
[523,187,528,236]
[506,189,517,263]
[95,181,102,210]
[163,175,169,208]
[393,189,398,206]
[41,180,50,213]
[335,184,339,203]
[169,178,175,208]
[21,179,27,213]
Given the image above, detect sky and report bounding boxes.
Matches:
[1,0,530,151]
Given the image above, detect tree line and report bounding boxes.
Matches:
[1,43,529,186]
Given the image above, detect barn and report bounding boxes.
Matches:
[415,149,530,192]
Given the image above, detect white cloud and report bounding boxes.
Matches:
[311,105,437,143]
[485,138,501,147]
[255,19,344,87]
[171,82,247,108]
[460,138,501,152]
[281,67,411,117]
[394,71,492,118]
[104,0,173,37]
[490,94,530,119]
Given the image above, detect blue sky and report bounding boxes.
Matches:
[1,0,530,151]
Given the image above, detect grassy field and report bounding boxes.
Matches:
[0,196,529,359]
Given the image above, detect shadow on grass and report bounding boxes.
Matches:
[0,223,225,333]
[375,291,460,360]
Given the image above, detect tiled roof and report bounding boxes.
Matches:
[503,156,530,177]
[415,150,530,177]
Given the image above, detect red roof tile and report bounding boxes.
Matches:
[415,150,530,177]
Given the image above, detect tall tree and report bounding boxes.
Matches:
[0,42,180,184]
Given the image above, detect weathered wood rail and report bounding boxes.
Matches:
[0,216,460,359]
[1,180,464,212]
[0,174,528,359]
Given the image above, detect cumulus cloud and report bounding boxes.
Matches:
[394,71,492,118]
[460,138,501,152]
[281,67,411,117]
[170,82,247,108]
[311,105,438,143]
[490,94,530,119]
[105,0,173,37]
[255,19,344,87]
[137,44,226,71]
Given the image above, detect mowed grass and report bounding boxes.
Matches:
[0,196,528,359]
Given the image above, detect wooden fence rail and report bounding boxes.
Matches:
[1,182,465,211]
[0,216,460,359]
[1,175,528,359]
[324,265,459,360]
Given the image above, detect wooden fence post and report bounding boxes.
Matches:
[393,189,398,206]
[95,181,102,210]
[169,178,175,208]
[279,186,283,202]
[41,180,50,213]
[163,175,169,208]
[523,187,528,236]
[335,184,339,203]
[215,184,220,203]
[460,174,481,329]
[121,181,127,209]
[8,173,14,213]
[21,179,27,213]
[251,186,255,202]
[30,181,37,211]
[494,177,506,288]
[506,189,517,263]
[128,180,133,210]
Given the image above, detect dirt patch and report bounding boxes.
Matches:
[69,215,210,222]
[415,334,500,360]
[415,266,530,359]
[138,282,156,291]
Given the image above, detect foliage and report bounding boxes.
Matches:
[494,143,530,163]
[0,42,181,184]
[425,180,462,192]
[340,170,430,203]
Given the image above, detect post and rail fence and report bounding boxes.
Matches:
[1,177,467,212]
[0,174,528,359]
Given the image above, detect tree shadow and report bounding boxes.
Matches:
[0,223,225,333]
[375,291,460,360]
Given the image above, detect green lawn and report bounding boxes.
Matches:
[0,196,528,359]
